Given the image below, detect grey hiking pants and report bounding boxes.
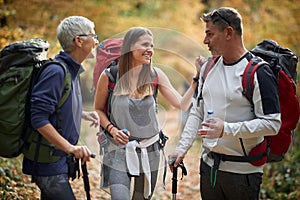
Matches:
[34,174,75,200]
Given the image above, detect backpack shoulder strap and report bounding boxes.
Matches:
[41,59,72,108]
[151,68,159,101]
[151,68,159,113]
[202,56,221,81]
[105,64,118,86]
[40,59,72,136]
[103,64,118,120]
[197,56,221,105]
[242,56,266,105]
[239,55,270,164]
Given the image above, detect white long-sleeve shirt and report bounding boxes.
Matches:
[176,53,281,174]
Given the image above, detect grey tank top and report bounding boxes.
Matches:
[110,94,160,139]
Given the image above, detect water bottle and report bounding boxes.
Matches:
[122,129,129,135]
[203,109,218,148]
[122,129,133,141]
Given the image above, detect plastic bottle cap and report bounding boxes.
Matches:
[207,109,214,114]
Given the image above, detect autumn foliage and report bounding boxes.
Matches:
[1,0,299,199]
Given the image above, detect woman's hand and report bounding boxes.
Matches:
[110,127,130,145]
[195,55,207,74]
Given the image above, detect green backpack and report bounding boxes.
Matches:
[0,38,71,163]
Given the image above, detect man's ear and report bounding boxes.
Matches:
[225,26,233,40]
[73,36,83,47]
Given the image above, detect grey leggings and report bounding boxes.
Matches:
[108,143,161,200]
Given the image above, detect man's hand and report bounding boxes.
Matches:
[67,145,92,164]
[168,150,186,172]
[198,117,224,139]
[82,111,100,128]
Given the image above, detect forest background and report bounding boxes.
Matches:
[0,0,300,199]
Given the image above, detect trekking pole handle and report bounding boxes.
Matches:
[90,153,96,158]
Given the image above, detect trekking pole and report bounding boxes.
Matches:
[81,153,96,200]
[82,162,91,200]
[172,165,178,200]
[170,160,187,200]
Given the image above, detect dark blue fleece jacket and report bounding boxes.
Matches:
[23,51,85,176]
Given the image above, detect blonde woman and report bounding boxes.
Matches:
[94,27,203,200]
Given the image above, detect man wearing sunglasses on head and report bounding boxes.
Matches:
[169,7,281,200]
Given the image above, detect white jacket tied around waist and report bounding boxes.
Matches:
[126,134,159,199]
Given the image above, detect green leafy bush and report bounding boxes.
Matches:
[261,125,300,200]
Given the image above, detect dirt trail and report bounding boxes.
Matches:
[72,109,202,200]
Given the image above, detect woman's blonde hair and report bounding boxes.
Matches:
[115,27,155,98]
